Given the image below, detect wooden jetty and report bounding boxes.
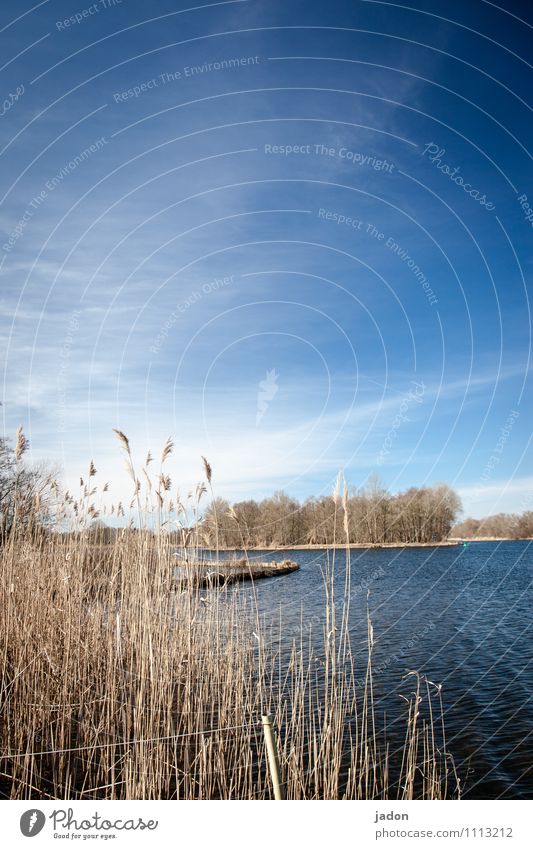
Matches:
[173,558,299,588]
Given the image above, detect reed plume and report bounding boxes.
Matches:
[15,426,28,461]
[201,455,212,485]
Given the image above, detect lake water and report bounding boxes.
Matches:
[224,540,532,799]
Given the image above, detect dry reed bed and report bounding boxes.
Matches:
[0,434,459,799]
[0,531,458,800]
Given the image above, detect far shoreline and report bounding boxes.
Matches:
[208,538,532,551]
[214,541,461,551]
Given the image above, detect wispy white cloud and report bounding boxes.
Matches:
[458,477,533,519]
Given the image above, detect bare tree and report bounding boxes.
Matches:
[453,510,533,540]
[0,434,56,542]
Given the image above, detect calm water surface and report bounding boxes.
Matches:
[224,541,532,799]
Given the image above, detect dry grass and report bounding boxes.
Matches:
[0,437,459,800]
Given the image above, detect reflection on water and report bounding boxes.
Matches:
[221,540,532,799]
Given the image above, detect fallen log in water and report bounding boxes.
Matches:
[173,558,299,588]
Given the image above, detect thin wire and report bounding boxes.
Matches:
[0,721,258,761]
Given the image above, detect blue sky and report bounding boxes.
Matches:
[0,0,531,517]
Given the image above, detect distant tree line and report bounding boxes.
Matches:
[452,512,533,540]
[4,427,529,547]
[200,477,463,548]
